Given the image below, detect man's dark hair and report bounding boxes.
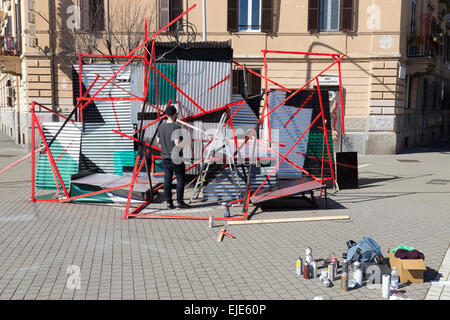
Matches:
[165,105,178,116]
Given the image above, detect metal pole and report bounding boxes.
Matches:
[202,0,207,41]
[31,102,36,202]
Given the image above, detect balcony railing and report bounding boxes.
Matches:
[0,36,21,75]
[0,37,20,57]
[408,36,432,57]
[407,35,442,58]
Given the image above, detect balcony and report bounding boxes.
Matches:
[0,37,22,76]
[407,36,433,57]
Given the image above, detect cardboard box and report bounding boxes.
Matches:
[389,250,426,283]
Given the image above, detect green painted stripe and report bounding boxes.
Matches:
[147,63,177,106]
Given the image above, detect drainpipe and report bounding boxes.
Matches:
[48,0,58,122]
[16,75,20,144]
[202,0,207,41]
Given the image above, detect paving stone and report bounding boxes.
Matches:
[0,133,449,300]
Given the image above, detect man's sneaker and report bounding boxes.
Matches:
[167,203,176,210]
[177,202,191,209]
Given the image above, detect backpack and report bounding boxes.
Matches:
[346,237,383,264]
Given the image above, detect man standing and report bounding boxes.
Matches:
[156,105,190,209]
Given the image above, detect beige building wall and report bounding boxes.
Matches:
[174,0,449,154]
[1,0,449,154]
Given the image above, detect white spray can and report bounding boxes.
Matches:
[306,246,313,265]
[382,274,391,299]
[209,216,214,228]
[327,263,336,281]
[353,262,363,287]
[296,257,303,276]
[311,260,318,278]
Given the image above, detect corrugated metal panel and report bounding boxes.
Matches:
[268,89,335,181]
[269,90,313,179]
[80,123,134,174]
[73,64,131,98]
[230,94,259,130]
[73,64,133,124]
[73,64,135,174]
[203,167,278,201]
[177,60,232,118]
[147,63,177,107]
[307,130,334,161]
[35,122,82,190]
[130,65,146,124]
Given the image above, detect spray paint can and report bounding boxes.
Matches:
[209,216,214,228]
[296,257,303,276]
[382,274,391,299]
[303,263,310,280]
[327,263,336,281]
[311,260,318,278]
[342,259,349,274]
[341,272,349,291]
[320,270,331,287]
[331,257,338,278]
[306,247,313,265]
[353,262,363,287]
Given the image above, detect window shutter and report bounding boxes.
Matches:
[227,0,239,32]
[170,0,183,31]
[308,0,320,33]
[6,16,12,37]
[92,0,105,31]
[80,0,91,31]
[261,0,273,33]
[340,0,354,32]
[159,0,170,30]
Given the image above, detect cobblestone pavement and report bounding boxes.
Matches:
[426,245,450,300]
[0,132,449,300]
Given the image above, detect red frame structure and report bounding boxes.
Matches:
[19,3,347,221]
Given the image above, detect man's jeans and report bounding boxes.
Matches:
[162,158,186,204]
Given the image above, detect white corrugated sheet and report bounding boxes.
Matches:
[176,60,232,118]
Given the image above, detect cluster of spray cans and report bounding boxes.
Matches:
[296,248,340,289]
[296,247,318,280]
[296,248,399,297]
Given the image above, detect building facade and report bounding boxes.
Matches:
[0,0,449,154]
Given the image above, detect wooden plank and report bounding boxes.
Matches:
[227,215,350,226]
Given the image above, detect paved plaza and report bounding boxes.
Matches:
[0,132,449,300]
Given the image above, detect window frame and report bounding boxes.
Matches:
[238,0,262,33]
[319,0,341,32]
[410,0,417,37]
[80,0,105,32]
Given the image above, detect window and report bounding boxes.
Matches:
[239,0,261,32]
[233,69,261,98]
[308,0,354,33]
[228,0,272,33]
[405,75,412,110]
[410,0,417,36]
[80,0,105,32]
[320,0,340,31]
[422,78,428,111]
[159,0,183,31]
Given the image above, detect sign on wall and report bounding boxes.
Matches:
[318,75,340,86]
